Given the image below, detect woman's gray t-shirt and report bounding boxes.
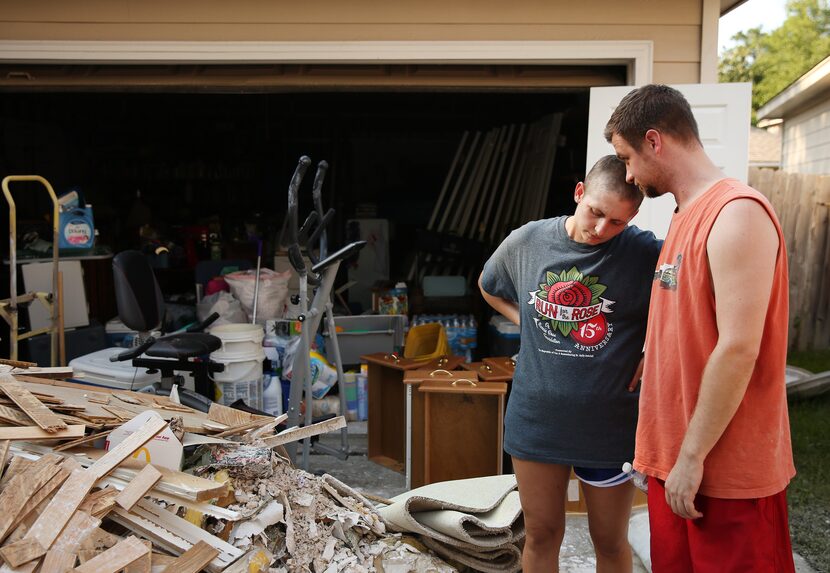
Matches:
[481,216,661,467]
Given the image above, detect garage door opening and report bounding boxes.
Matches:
[0,64,626,359]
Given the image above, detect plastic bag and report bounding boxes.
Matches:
[197,291,248,327]
[223,268,291,323]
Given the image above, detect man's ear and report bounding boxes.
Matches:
[645,129,662,155]
[574,181,585,203]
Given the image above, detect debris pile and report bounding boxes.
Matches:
[0,374,457,573]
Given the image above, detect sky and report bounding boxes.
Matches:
[718,0,788,54]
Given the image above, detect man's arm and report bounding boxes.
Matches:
[663,198,779,519]
[478,273,520,326]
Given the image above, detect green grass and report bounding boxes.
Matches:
[787,348,830,572]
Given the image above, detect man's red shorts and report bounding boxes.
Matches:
[647,478,795,573]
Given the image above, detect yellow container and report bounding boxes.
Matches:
[404,322,451,360]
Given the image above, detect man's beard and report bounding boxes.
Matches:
[641,184,661,198]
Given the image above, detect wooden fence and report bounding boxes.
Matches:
[749,168,830,351]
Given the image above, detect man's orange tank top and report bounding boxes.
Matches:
[635,178,795,499]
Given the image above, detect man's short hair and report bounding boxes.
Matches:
[584,155,643,208]
[603,84,701,149]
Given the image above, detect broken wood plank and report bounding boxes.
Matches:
[111,393,144,405]
[0,538,46,568]
[72,536,149,573]
[10,368,73,380]
[41,550,76,573]
[124,541,152,573]
[90,417,168,480]
[5,467,73,539]
[259,416,347,448]
[49,512,100,555]
[100,405,135,423]
[52,431,113,453]
[211,419,273,439]
[77,488,119,519]
[0,426,85,441]
[0,456,63,542]
[0,377,66,432]
[159,541,218,573]
[115,464,163,511]
[25,469,99,552]
[0,359,37,369]
[207,403,270,428]
[0,440,8,480]
[0,406,31,426]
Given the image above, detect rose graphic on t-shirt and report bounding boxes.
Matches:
[547,280,592,306]
[529,266,614,349]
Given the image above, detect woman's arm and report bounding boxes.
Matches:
[478,272,520,326]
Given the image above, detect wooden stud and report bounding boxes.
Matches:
[41,550,76,573]
[72,536,150,573]
[159,541,218,573]
[259,416,346,448]
[0,538,46,567]
[115,464,163,511]
[0,377,67,433]
[0,425,85,441]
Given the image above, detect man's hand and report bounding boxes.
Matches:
[664,454,704,519]
[628,355,644,392]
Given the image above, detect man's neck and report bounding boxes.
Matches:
[665,148,726,211]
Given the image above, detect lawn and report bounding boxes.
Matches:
[787,348,830,573]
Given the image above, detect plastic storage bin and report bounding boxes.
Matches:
[322,314,406,365]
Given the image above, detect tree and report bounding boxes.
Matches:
[719,0,830,114]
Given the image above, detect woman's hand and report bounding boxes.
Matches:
[628,355,644,392]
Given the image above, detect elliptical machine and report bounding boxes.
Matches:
[282,156,366,469]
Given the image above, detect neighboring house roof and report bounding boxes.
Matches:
[749,127,781,167]
[757,55,830,120]
[721,0,748,15]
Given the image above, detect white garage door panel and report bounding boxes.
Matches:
[586,83,751,239]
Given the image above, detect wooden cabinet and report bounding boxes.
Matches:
[419,378,506,485]
[361,352,466,473]
[404,368,506,487]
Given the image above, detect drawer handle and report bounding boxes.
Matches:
[479,364,493,372]
[430,369,453,377]
[507,358,516,367]
[437,356,450,366]
[451,379,477,387]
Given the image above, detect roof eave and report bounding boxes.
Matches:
[757,56,830,120]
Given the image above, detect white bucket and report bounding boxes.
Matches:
[210,323,265,355]
[211,347,265,410]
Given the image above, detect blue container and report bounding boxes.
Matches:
[59,205,95,250]
[356,373,368,421]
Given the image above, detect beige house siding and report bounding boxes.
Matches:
[782,96,830,174]
[0,0,704,84]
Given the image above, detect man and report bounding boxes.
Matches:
[479,155,660,572]
[604,84,796,572]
